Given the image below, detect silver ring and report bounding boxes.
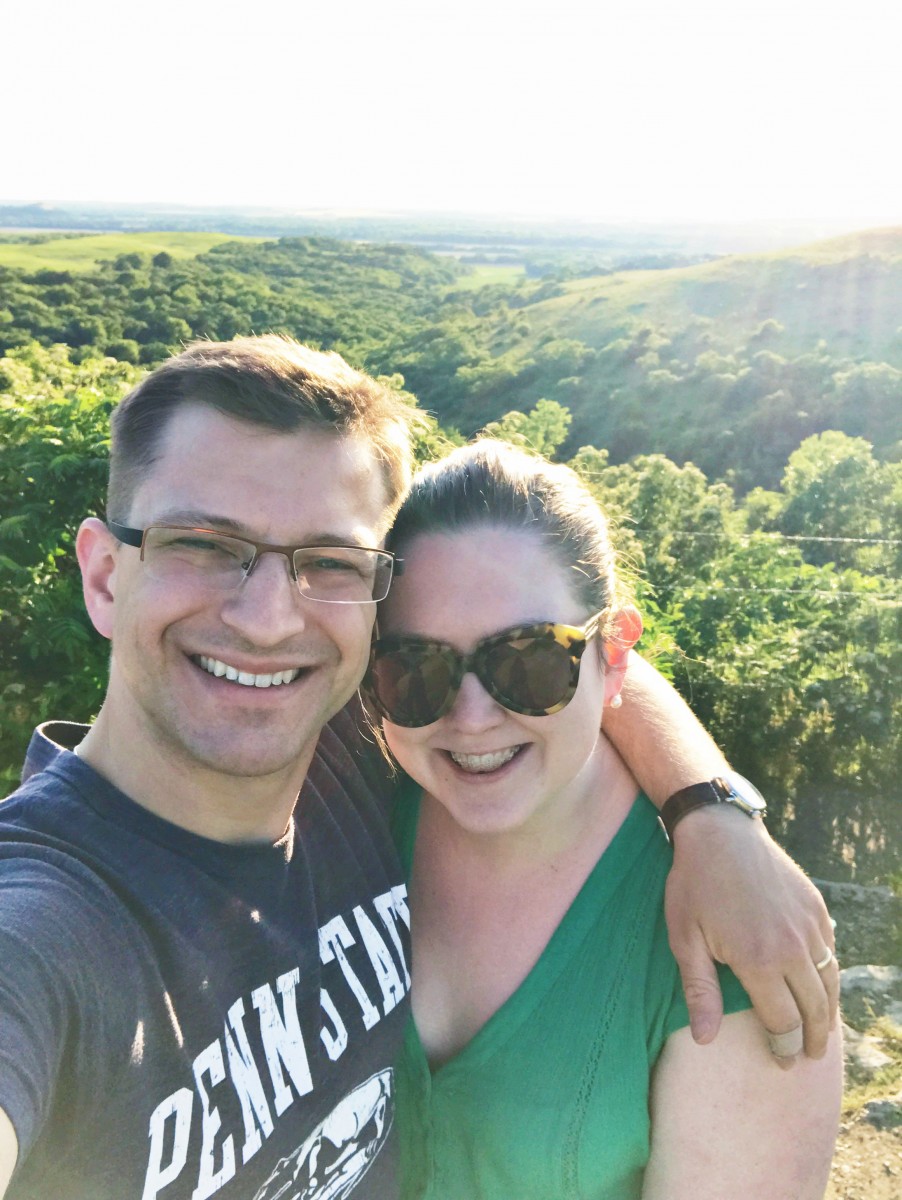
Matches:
[814,948,834,972]
[766,1025,804,1058]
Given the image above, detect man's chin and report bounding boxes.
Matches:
[154,718,322,784]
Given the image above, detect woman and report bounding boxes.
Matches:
[365,440,842,1199]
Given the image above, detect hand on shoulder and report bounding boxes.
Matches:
[665,805,839,1060]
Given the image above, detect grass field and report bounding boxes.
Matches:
[0,231,264,272]
[453,263,526,290]
[493,228,902,363]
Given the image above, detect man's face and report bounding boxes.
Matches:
[94,404,391,783]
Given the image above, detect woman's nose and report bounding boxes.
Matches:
[446,671,507,730]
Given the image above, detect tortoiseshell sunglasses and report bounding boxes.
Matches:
[365,614,603,727]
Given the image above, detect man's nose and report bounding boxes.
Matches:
[220,551,307,643]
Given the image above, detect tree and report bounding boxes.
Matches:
[0,344,142,786]
[482,399,572,458]
[776,431,897,571]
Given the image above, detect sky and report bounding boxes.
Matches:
[4,0,900,227]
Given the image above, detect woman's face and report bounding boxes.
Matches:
[377,525,614,839]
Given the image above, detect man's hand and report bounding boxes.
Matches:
[603,650,840,1061]
[664,806,840,1063]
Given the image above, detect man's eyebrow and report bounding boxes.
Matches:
[150,514,374,547]
[304,533,374,548]
[152,511,248,534]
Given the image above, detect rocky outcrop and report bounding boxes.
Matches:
[840,966,902,1082]
[814,880,902,968]
[858,1092,902,1130]
[841,966,902,1025]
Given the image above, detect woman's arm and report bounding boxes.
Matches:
[642,1010,842,1199]
[604,652,839,1059]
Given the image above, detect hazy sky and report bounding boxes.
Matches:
[4,0,899,225]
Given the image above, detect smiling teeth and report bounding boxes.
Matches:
[450,747,520,773]
[198,656,301,688]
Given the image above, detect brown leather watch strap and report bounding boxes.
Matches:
[658,778,731,842]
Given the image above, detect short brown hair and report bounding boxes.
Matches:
[107,335,422,523]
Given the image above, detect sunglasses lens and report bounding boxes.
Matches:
[483,634,575,714]
[370,624,588,726]
[370,646,456,727]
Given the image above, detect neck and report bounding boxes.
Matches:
[78,707,313,844]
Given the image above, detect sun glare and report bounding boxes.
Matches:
[2,0,899,226]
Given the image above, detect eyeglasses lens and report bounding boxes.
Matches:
[143,529,251,588]
[141,529,392,603]
[293,547,391,604]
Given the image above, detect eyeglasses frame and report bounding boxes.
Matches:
[107,520,403,604]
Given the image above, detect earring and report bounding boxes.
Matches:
[609,694,623,709]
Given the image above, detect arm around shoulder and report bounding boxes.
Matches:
[605,652,839,1058]
[643,1009,843,1199]
[0,1106,18,1199]
[603,652,730,806]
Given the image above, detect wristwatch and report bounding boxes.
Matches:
[658,772,767,842]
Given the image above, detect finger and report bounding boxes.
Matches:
[800,944,841,1052]
[767,1022,801,1070]
[785,959,832,1060]
[819,921,841,1031]
[675,941,724,1045]
[823,952,841,1032]
[736,973,803,1069]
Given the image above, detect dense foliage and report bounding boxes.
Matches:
[1,230,899,883]
[4,232,901,492]
[0,238,462,366]
[378,244,902,489]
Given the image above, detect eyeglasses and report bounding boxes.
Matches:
[365,614,603,727]
[108,522,401,605]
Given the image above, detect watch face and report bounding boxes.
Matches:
[724,771,767,815]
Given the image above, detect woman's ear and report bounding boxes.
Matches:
[75,518,119,640]
[603,605,643,708]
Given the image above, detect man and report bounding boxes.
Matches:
[0,337,836,1200]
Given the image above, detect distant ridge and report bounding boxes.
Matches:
[394,227,902,484]
[782,225,902,260]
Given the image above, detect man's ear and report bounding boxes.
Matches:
[75,518,119,640]
[603,605,643,706]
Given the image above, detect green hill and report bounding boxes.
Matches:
[783,225,902,261]
[0,231,262,272]
[484,226,902,362]
[387,227,902,487]
[0,235,463,369]
[2,226,899,490]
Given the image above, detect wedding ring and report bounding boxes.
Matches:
[814,948,834,972]
[766,1024,804,1058]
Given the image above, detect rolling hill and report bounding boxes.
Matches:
[0,230,262,272]
[387,227,902,486]
[2,225,899,489]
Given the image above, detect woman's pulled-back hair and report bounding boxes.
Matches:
[387,439,626,630]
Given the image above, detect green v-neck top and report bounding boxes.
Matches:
[391,779,751,1200]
